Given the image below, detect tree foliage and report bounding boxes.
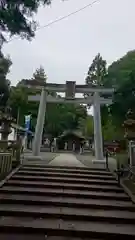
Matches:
[9,86,28,122]
[84,51,135,140]
[102,117,123,141]
[111,71,135,126]
[78,116,94,137]
[0,0,52,44]
[85,53,107,87]
[103,51,135,127]
[45,103,87,137]
[0,50,12,108]
[33,66,47,83]
[85,53,110,126]
[108,50,135,87]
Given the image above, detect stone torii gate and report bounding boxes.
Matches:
[28,81,113,162]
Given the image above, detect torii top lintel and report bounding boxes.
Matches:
[24,79,114,94]
[44,81,114,94]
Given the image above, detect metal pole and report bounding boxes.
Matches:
[117,157,120,186]
[93,92,104,160]
[105,150,109,170]
[129,141,133,167]
[33,88,47,156]
[15,107,20,139]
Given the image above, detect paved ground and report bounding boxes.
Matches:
[77,154,117,170]
[23,151,117,170]
[49,153,85,167]
[23,152,58,165]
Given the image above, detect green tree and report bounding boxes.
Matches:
[111,71,135,126]
[102,117,123,141]
[106,51,135,127]
[85,53,110,127]
[0,50,12,108]
[0,0,52,44]
[11,67,48,128]
[78,116,94,137]
[85,53,107,86]
[8,86,28,124]
[17,66,47,89]
[33,66,47,83]
[107,50,135,87]
[45,103,87,137]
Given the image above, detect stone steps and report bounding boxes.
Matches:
[0,203,135,224]
[12,174,118,186]
[17,169,116,180]
[22,165,113,175]
[5,179,124,193]
[0,194,134,211]
[0,186,129,201]
[0,164,135,239]
[0,216,135,239]
[0,235,103,240]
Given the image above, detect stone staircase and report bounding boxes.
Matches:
[0,164,135,239]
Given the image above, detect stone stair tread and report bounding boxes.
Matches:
[18,170,115,180]
[7,179,123,192]
[0,234,100,240]
[0,194,133,209]
[23,164,105,171]
[0,186,128,200]
[12,174,118,185]
[0,216,135,237]
[22,166,113,176]
[0,203,135,220]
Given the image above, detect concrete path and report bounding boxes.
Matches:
[49,153,86,167]
[23,151,116,171]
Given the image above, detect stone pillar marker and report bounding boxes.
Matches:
[32,88,47,156]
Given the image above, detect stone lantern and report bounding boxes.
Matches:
[0,106,15,141]
[123,109,135,140]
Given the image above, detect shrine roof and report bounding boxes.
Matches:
[58,130,85,139]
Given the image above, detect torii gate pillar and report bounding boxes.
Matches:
[32,88,47,156]
[93,92,104,162]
